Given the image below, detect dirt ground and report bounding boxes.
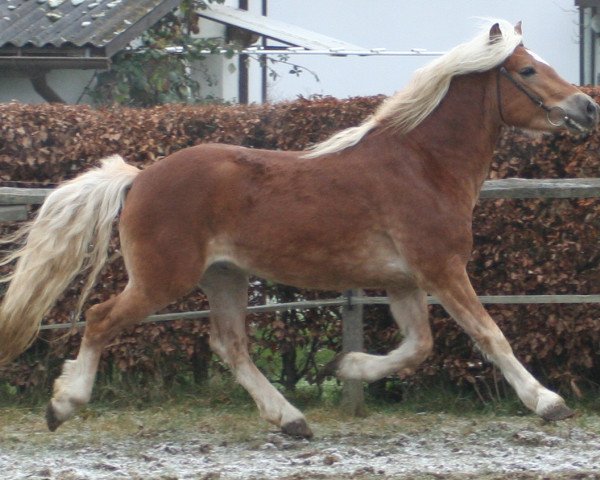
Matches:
[1,402,600,479]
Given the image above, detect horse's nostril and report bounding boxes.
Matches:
[586,99,600,118]
[586,101,596,115]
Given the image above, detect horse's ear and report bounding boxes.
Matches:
[514,21,522,35]
[489,23,502,43]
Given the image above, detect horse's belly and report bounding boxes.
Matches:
[206,234,414,291]
[257,258,414,291]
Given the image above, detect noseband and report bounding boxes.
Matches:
[496,66,573,128]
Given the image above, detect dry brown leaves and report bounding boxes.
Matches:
[0,95,598,395]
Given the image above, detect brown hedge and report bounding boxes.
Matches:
[0,93,599,400]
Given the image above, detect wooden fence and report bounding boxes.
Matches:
[2,178,600,412]
[2,177,600,220]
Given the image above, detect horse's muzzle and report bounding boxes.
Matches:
[559,93,600,133]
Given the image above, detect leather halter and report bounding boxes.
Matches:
[496,66,572,128]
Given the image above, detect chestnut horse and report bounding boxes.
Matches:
[0,21,598,438]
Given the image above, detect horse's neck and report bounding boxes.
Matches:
[402,71,502,200]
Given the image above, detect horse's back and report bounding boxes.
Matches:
[122,143,300,221]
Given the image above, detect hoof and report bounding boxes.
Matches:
[541,403,575,422]
[45,403,63,432]
[282,418,313,439]
[318,353,347,381]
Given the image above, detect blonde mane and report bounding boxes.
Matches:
[304,20,523,158]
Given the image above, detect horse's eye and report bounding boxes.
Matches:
[519,67,536,77]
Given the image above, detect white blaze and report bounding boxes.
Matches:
[526,49,550,66]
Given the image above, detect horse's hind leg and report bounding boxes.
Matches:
[202,263,313,438]
[46,287,159,431]
[326,287,433,382]
[431,261,572,421]
[46,223,206,431]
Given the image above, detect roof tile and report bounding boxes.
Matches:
[0,0,181,55]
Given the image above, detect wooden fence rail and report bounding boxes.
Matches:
[478,177,600,199]
[2,177,600,221]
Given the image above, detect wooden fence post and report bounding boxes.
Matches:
[341,289,367,417]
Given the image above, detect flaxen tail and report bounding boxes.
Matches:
[0,155,140,366]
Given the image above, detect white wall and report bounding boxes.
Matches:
[198,0,266,103]
[0,69,95,104]
[265,0,580,102]
[193,4,240,102]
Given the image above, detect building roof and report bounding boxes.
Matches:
[0,0,182,69]
[0,0,369,71]
[198,4,367,52]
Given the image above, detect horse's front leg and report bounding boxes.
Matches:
[202,264,313,438]
[430,259,572,420]
[325,287,433,382]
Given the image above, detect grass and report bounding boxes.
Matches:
[2,369,600,431]
[2,388,599,450]
[4,340,600,421]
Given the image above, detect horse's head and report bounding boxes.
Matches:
[494,22,599,134]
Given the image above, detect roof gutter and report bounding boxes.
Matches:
[0,56,110,70]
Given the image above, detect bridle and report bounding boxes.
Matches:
[496,66,576,129]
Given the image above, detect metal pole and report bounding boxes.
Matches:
[261,0,268,103]
[238,0,249,104]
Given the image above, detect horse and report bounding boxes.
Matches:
[0,20,597,439]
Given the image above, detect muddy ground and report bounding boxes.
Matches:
[1,403,600,479]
